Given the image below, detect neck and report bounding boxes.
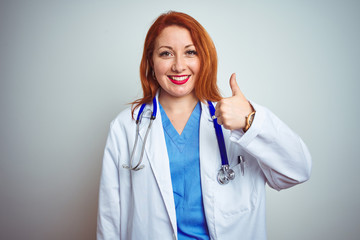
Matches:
[158,90,198,114]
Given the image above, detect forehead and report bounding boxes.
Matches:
[155,26,193,47]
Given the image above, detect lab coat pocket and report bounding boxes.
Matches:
[215,159,257,217]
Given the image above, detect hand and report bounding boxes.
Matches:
[215,73,254,130]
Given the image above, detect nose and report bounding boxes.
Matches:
[171,55,185,72]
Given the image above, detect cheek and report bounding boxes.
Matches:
[189,59,200,74]
[153,59,170,75]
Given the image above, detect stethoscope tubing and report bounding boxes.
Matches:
[207,101,229,167]
[123,98,157,171]
[125,97,235,184]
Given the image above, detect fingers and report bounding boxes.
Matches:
[213,73,250,130]
[214,101,226,127]
[216,116,223,126]
[215,114,229,129]
[214,108,222,125]
[229,73,246,100]
[230,73,240,96]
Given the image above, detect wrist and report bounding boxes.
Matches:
[243,111,255,132]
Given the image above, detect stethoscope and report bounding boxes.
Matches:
[122,97,235,185]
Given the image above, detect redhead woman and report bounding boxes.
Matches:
[97,11,311,240]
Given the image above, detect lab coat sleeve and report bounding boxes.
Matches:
[97,120,121,240]
[229,102,312,191]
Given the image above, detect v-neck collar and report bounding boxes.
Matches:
[159,102,201,152]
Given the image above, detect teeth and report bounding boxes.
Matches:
[170,75,189,81]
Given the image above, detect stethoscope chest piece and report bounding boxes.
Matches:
[207,101,236,185]
[126,98,237,185]
[217,165,235,185]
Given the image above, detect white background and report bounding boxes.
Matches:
[1,0,359,239]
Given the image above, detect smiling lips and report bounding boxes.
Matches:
[167,75,190,85]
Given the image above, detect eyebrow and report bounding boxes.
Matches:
[157,44,195,50]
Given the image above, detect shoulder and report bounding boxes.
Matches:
[109,106,135,131]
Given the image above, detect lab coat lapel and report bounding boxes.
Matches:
[199,101,220,240]
[137,96,177,236]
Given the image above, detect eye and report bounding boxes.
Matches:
[186,50,198,56]
[159,51,172,57]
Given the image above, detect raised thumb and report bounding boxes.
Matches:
[229,73,240,96]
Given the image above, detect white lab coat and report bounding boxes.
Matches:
[97,95,312,240]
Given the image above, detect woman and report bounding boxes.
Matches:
[97,11,311,240]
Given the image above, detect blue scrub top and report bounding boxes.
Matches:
[159,102,210,240]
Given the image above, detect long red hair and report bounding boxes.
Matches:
[131,11,221,117]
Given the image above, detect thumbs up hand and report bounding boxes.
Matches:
[215,73,254,130]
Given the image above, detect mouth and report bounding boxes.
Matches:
[167,75,190,85]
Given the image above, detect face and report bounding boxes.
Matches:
[152,26,200,100]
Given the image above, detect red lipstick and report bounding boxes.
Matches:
[168,75,190,85]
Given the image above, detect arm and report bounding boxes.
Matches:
[216,73,311,190]
[97,121,121,239]
[229,102,312,190]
